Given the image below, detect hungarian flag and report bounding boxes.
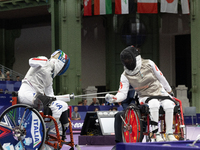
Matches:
[181,0,190,14]
[137,0,158,14]
[115,0,129,14]
[84,0,92,16]
[161,0,178,14]
[94,0,112,15]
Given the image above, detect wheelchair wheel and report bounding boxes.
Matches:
[0,104,46,150]
[122,104,143,143]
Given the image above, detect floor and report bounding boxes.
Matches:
[61,126,200,150]
[62,134,113,150]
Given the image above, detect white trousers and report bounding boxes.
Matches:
[18,83,68,119]
[139,97,175,134]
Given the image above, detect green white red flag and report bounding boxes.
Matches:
[94,0,112,15]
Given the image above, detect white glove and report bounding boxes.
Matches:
[70,93,74,100]
[105,94,115,103]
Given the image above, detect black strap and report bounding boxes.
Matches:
[150,121,158,126]
[145,96,176,104]
[152,128,158,134]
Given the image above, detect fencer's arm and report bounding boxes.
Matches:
[54,94,71,102]
[113,74,130,103]
[45,85,72,102]
[149,60,172,93]
[45,85,55,97]
[29,57,48,68]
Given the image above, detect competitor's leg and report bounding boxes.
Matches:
[49,100,69,129]
[111,111,124,150]
[18,83,36,105]
[32,94,69,129]
[148,99,163,142]
[114,111,124,143]
[161,100,178,141]
[60,110,69,129]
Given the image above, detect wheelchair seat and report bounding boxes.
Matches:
[11,93,54,116]
[138,104,179,115]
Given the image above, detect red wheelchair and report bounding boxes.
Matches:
[0,94,79,150]
[121,97,185,143]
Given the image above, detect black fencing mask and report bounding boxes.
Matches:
[120,46,139,71]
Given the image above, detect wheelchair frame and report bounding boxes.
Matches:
[40,112,74,150]
[0,96,75,150]
[122,97,185,143]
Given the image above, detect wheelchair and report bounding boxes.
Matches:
[121,97,185,143]
[0,94,77,150]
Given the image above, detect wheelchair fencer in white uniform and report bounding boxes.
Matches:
[18,49,74,131]
[105,46,178,142]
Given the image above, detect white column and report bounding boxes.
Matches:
[85,86,98,105]
[176,85,190,112]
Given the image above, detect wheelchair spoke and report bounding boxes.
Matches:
[133,110,139,142]
[128,109,131,125]
[129,110,132,142]
[7,112,17,127]
[120,115,128,127]
[19,136,25,150]
[19,108,27,127]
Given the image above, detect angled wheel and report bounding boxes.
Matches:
[0,104,46,150]
[122,103,143,143]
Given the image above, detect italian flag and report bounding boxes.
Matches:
[137,0,158,14]
[94,0,112,15]
[115,0,129,14]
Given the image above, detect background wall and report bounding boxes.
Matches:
[81,16,106,89]
[13,16,106,90]
[13,25,52,75]
[159,13,190,92]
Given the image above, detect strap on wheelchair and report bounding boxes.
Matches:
[150,120,158,126]
[145,96,176,104]
[33,94,56,113]
[152,129,158,134]
[35,94,56,107]
[12,91,18,97]
[150,121,158,133]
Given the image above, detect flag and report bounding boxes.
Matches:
[84,0,92,16]
[115,0,129,14]
[181,0,189,14]
[94,0,112,15]
[137,0,158,14]
[161,0,178,14]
